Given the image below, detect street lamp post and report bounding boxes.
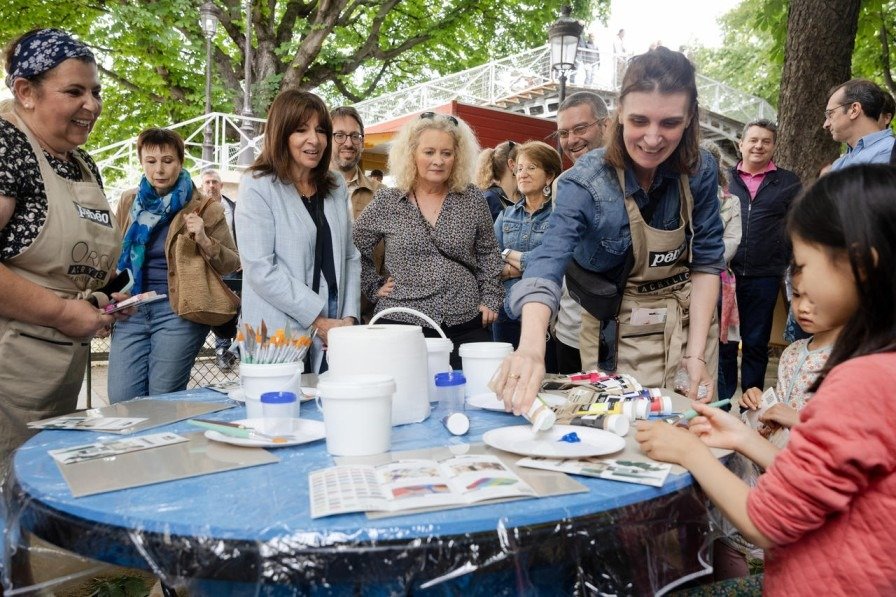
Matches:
[548,5,583,106]
[199,2,219,165]
[238,0,255,167]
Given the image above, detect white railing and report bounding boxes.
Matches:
[354,45,775,133]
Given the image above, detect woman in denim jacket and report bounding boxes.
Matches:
[493,47,725,411]
[493,141,561,360]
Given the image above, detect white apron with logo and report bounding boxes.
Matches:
[0,112,120,460]
[614,169,719,389]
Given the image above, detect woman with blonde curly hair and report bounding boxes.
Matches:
[353,112,504,368]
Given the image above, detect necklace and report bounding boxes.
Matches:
[411,190,445,225]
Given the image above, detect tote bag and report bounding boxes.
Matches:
[172,199,239,326]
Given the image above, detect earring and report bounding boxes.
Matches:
[542,184,552,197]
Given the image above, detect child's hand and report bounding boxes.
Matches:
[739,387,763,410]
[759,403,799,429]
[635,420,707,466]
[687,401,753,451]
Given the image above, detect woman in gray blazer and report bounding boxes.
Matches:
[236,90,360,372]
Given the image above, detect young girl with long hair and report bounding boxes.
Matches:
[636,164,896,593]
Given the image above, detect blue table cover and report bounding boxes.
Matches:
[5,389,714,595]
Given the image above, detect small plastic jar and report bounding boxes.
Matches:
[434,371,466,415]
[260,391,298,435]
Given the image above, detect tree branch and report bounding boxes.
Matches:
[97,64,166,103]
[878,8,895,95]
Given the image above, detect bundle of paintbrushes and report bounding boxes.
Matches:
[237,321,315,364]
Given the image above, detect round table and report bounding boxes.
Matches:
[7,389,716,595]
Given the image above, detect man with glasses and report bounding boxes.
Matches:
[553,92,609,373]
[330,106,382,321]
[329,106,382,220]
[824,79,895,171]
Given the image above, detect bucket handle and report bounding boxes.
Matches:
[369,307,448,340]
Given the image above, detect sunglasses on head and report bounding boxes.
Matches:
[420,112,459,126]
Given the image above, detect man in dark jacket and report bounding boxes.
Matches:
[718,119,802,399]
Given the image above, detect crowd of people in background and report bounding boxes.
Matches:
[2,26,896,594]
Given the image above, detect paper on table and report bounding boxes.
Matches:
[517,456,671,488]
[49,432,188,465]
[30,416,147,432]
[28,399,233,435]
[335,443,588,520]
[55,431,278,497]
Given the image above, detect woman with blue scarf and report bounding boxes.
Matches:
[108,128,239,402]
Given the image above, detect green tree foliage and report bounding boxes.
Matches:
[688,0,895,109]
[0,0,606,149]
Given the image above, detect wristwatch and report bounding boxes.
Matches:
[501,248,512,260]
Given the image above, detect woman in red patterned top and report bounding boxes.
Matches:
[636,164,896,594]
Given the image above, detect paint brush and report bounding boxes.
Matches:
[663,399,732,425]
[188,419,289,444]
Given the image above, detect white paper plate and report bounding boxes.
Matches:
[467,392,568,411]
[228,388,316,403]
[483,424,626,458]
[204,418,325,448]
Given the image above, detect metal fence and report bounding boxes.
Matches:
[87,332,239,406]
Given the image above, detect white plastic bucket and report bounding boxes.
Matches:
[317,373,395,456]
[327,307,447,425]
[425,337,453,402]
[240,361,304,419]
[458,342,513,397]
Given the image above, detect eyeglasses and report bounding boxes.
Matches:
[333,132,363,144]
[555,120,601,139]
[515,164,543,174]
[823,102,851,120]
[420,112,459,126]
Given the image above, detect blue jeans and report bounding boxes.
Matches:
[718,275,780,399]
[492,306,521,348]
[107,299,209,403]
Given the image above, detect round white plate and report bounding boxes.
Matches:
[228,388,316,403]
[483,424,626,458]
[467,392,568,411]
[204,418,325,448]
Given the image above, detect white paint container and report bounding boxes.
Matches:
[458,342,513,398]
[240,361,304,419]
[316,374,395,456]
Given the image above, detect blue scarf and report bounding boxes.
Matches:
[117,170,194,294]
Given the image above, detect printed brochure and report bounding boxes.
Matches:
[49,432,188,465]
[517,456,671,487]
[309,454,536,518]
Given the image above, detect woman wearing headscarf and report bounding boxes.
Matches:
[237,90,360,373]
[0,29,124,461]
[353,112,504,369]
[108,128,239,402]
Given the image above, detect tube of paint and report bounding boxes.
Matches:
[523,394,556,431]
[571,413,630,436]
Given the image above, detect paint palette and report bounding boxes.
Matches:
[483,424,626,458]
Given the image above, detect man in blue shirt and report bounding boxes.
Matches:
[824,79,895,171]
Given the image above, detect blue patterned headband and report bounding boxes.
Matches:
[5,29,94,89]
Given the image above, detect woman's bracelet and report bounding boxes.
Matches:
[683,354,707,364]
